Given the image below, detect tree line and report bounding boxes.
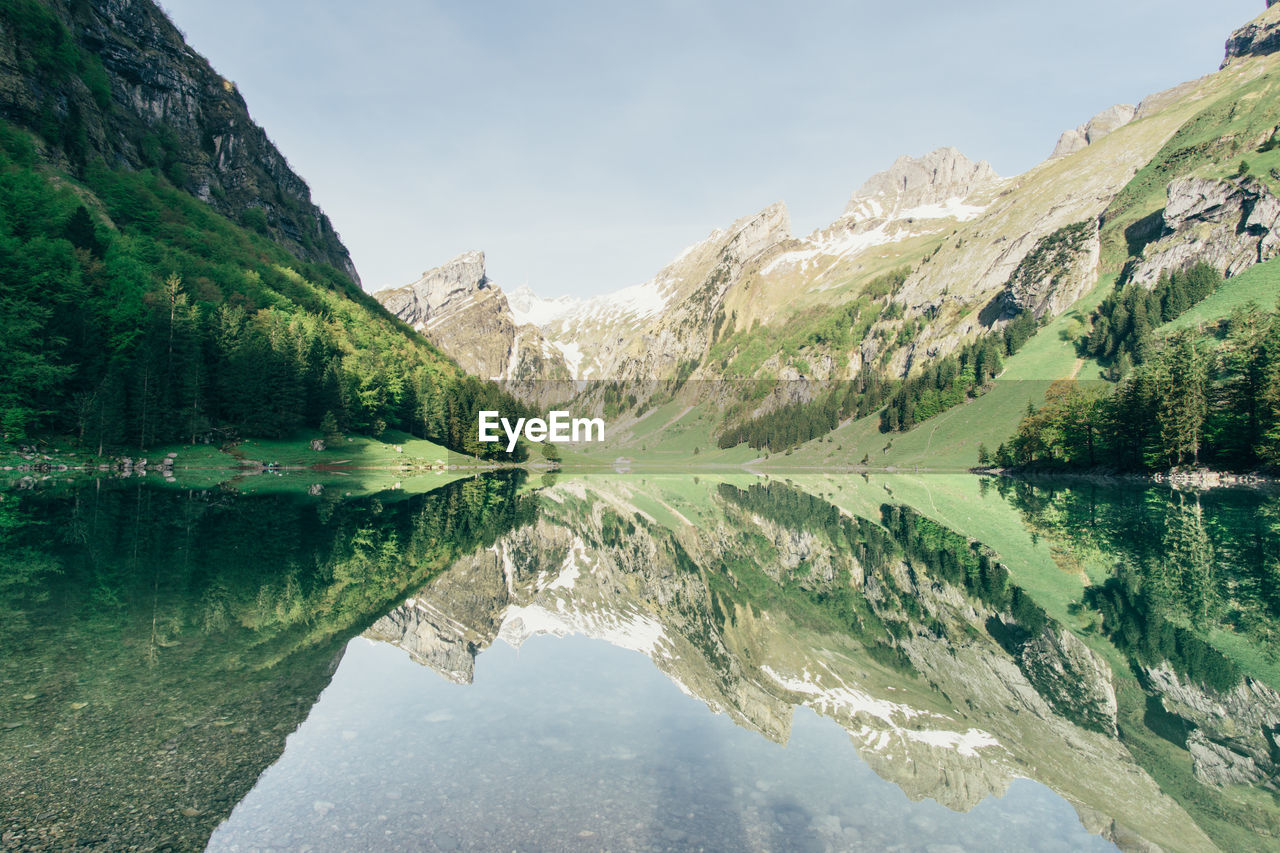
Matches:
[879,327,1019,432]
[715,372,894,452]
[1084,263,1221,377]
[1000,300,1280,472]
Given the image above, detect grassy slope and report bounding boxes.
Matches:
[1164,254,1280,331]
[557,396,762,469]
[763,280,1110,471]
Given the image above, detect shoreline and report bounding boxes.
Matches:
[987,465,1280,492]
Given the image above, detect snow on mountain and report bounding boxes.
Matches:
[507,285,582,327]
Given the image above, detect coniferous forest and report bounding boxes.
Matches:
[1001,264,1280,472]
[0,125,533,459]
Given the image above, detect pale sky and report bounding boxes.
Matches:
[160,0,1263,299]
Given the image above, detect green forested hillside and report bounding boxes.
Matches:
[0,0,527,459]
[0,122,525,457]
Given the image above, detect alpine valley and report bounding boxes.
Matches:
[8,3,1280,853]
[377,2,1280,473]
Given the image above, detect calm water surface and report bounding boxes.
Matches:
[2,472,1278,852]
[209,636,1108,853]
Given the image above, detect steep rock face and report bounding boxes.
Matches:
[377,250,491,326]
[375,252,572,392]
[1128,176,1280,286]
[996,221,1101,319]
[1223,2,1280,68]
[364,544,514,683]
[1019,624,1118,735]
[0,0,359,282]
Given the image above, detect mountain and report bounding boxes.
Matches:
[374,251,574,400]
[0,0,526,458]
[379,3,1280,463]
[0,0,357,282]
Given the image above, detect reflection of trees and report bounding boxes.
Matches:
[1086,572,1240,693]
[1000,479,1280,684]
[0,473,540,666]
[0,474,538,852]
[1154,495,1216,622]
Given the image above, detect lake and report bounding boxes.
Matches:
[2,471,1277,851]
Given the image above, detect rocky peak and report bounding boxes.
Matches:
[721,201,792,263]
[376,250,490,325]
[844,147,997,221]
[1050,104,1137,158]
[1223,2,1280,68]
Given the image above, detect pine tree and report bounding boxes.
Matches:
[1155,330,1208,466]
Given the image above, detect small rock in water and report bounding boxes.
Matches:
[180,807,201,818]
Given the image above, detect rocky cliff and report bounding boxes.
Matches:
[1223,2,1280,68]
[0,0,359,282]
[1143,662,1280,789]
[374,251,573,399]
[1128,175,1280,285]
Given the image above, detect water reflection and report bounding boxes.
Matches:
[2,472,1279,851]
[210,636,1112,853]
[0,473,535,851]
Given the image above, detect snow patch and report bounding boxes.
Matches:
[896,198,987,222]
[552,340,585,377]
[498,602,668,656]
[545,538,586,591]
[508,285,582,328]
[576,278,669,324]
[759,193,989,277]
[761,664,1002,759]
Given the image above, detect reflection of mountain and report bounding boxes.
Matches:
[369,475,1280,852]
[0,474,536,852]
